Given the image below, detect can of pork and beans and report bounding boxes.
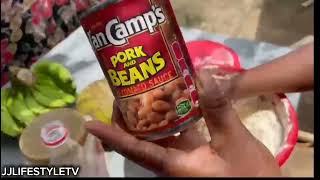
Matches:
[79,0,202,140]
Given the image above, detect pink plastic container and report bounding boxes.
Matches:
[186,40,299,166]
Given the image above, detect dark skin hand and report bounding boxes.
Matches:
[86,69,281,177]
[229,43,314,99]
[84,42,313,177]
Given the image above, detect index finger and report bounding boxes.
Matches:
[85,120,171,174]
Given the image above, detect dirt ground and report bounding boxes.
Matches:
[171,0,313,46]
[170,0,314,177]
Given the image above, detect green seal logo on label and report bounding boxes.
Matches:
[176,99,192,116]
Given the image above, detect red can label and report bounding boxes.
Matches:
[80,0,201,139]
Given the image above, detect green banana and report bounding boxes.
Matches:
[5,88,35,127]
[32,60,76,94]
[35,72,76,104]
[1,106,23,137]
[32,60,73,82]
[31,88,68,108]
[1,89,23,137]
[70,81,77,93]
[24,89,51,115]
[34,83,75,104]
[35,73,57,86]
[31,67,76,108]
[2,89,9,106]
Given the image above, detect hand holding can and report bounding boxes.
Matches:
[79,0,202,140]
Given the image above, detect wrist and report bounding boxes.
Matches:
[226,70,256,101]
[217,70,244,101]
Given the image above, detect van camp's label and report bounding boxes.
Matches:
[81,0,178,98]
[81,0,202,139]
[87,5,166,47]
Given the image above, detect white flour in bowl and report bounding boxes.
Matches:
[232,95,285,156]
[196,94,287,156]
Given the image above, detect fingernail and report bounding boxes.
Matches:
[83,115,93,122]
[85,120,100,130]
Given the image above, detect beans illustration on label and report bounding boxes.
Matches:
[120,77,193,131]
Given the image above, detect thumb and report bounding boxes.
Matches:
[196,67,242,137]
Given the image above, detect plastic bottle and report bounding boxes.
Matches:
[41,121,108,177]
[19,109,109,177]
